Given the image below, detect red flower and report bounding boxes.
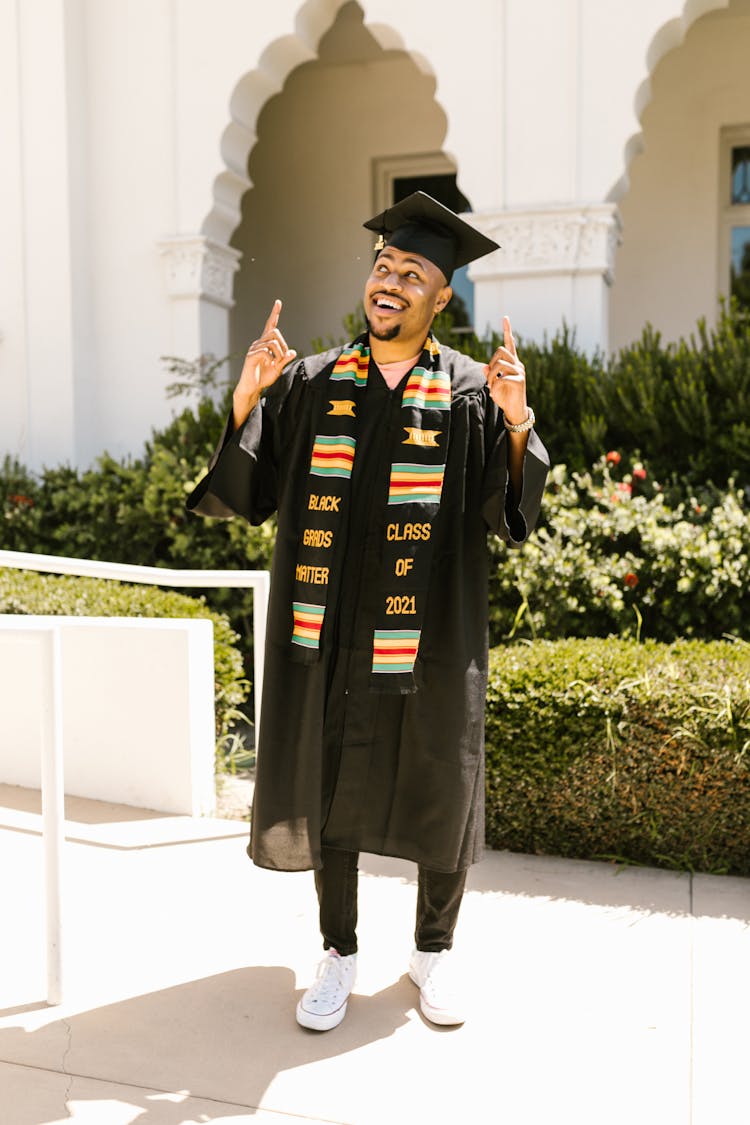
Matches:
[616,481,632,495]
[624,572,639,588]
[632,465,647,480]
[606,451,621,465]
[7,494,34,507]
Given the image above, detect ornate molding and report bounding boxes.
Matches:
[468,205,623,285]
[157,235,242,309]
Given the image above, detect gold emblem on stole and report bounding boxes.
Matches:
[403,427,441,448]
[328,400,356,417]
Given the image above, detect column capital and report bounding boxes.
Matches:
[157,235,241,309]
[468,204,623,285]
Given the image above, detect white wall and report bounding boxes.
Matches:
[3,0,743,469]
[0,616,215,815]
[610,1,750,349]
[229,4,447,359]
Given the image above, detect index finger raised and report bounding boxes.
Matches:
[503,315,517,357]
[263,298,283,335]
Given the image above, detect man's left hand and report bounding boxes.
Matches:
[484,315,529,427]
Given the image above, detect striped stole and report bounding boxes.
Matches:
[290,333,450,692]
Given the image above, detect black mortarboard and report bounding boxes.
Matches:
[363,191,500,283]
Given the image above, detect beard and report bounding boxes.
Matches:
[365,315,401,342]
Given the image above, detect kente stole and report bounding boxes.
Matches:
[290,332,450,692]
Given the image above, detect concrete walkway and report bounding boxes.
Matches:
[0,785,747,1125]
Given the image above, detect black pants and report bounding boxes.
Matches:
[314,846,467,956]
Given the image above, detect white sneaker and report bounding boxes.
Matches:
[409,949,465,1026]
[296,949,357,1031]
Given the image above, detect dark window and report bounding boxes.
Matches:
[731,225,750,311]
[392,174,470,213]
[731,146,750,205]
[392,173,474,328]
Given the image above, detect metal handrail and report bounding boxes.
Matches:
[0,549,270,1007]
[0,549,269,740]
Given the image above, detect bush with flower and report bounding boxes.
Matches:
[489,452,750,644]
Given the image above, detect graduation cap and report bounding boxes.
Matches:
[363,191,500,283]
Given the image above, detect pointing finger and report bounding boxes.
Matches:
[263,299,282,335]
[503,315,517,357]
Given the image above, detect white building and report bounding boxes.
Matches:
[2,0,749,469]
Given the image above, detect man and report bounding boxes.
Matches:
[187,193,549,1030]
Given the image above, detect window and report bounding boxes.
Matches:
[719,128,750,313]
[371,154,475,329]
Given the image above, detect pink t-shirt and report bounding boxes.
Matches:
[377,355,421,390]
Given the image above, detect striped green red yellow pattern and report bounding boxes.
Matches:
[292,602,325,649]
[330,345,370,385]
[388,462,446,505]
[372,629,421,674]
[401,366,451,410]
[310,434,356,478]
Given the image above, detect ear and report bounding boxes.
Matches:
[434,285,453,314]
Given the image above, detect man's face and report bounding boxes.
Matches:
[363,245,452,345]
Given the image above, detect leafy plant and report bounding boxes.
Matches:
[485,636,750,874]
[489,453,750,645]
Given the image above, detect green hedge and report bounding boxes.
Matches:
[436,302,750,488]
[1,375,275,669]
[0,568,249,769]
[485,637,750,875]
[4,311,750,661]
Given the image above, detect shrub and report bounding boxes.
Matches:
[489,454,750,645]
[0,568,249,770]
[434,302,750,487]
[1,375,275,674]
[485,637,750,875]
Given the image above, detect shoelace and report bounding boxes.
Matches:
[312,956,347,1003]
[421,953,455,997]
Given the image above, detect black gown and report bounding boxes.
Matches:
[187,341,549,873]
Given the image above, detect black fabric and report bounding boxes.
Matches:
[186,341,549,874]
[386,221,457,284]
[290,336,452,692]
[316,847,359,956]
[315,846,468,955]
[363,190,500,279]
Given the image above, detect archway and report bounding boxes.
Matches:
[609,0,750,348]
[225,1,467,362]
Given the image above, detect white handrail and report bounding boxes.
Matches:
[0,549,270,1007]
[0,549,269,741]
[40,624,64,1006]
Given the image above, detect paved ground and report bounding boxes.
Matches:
[0,784,748,1125]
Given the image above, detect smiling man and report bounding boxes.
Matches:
[187,193,549,1031]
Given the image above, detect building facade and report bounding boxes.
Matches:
[2,0,749,468]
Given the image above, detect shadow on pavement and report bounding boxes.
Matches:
[0,965,414,1122]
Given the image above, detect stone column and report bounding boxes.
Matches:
[158,235,241,367]
[469,204,622,354]
[4,0,80,468]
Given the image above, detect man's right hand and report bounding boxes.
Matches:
[232,299,297,429]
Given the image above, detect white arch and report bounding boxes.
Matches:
[609,0,731,202]
[203,0,452,245]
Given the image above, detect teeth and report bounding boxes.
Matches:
[377,299,402,310]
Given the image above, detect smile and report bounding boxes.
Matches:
[373,296,406,312]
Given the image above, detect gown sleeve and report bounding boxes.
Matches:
[480,393,550,545]
[185,359,305,524]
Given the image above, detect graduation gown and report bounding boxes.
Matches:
[187,342,549,873]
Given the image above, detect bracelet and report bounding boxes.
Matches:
[503,406,535,434]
